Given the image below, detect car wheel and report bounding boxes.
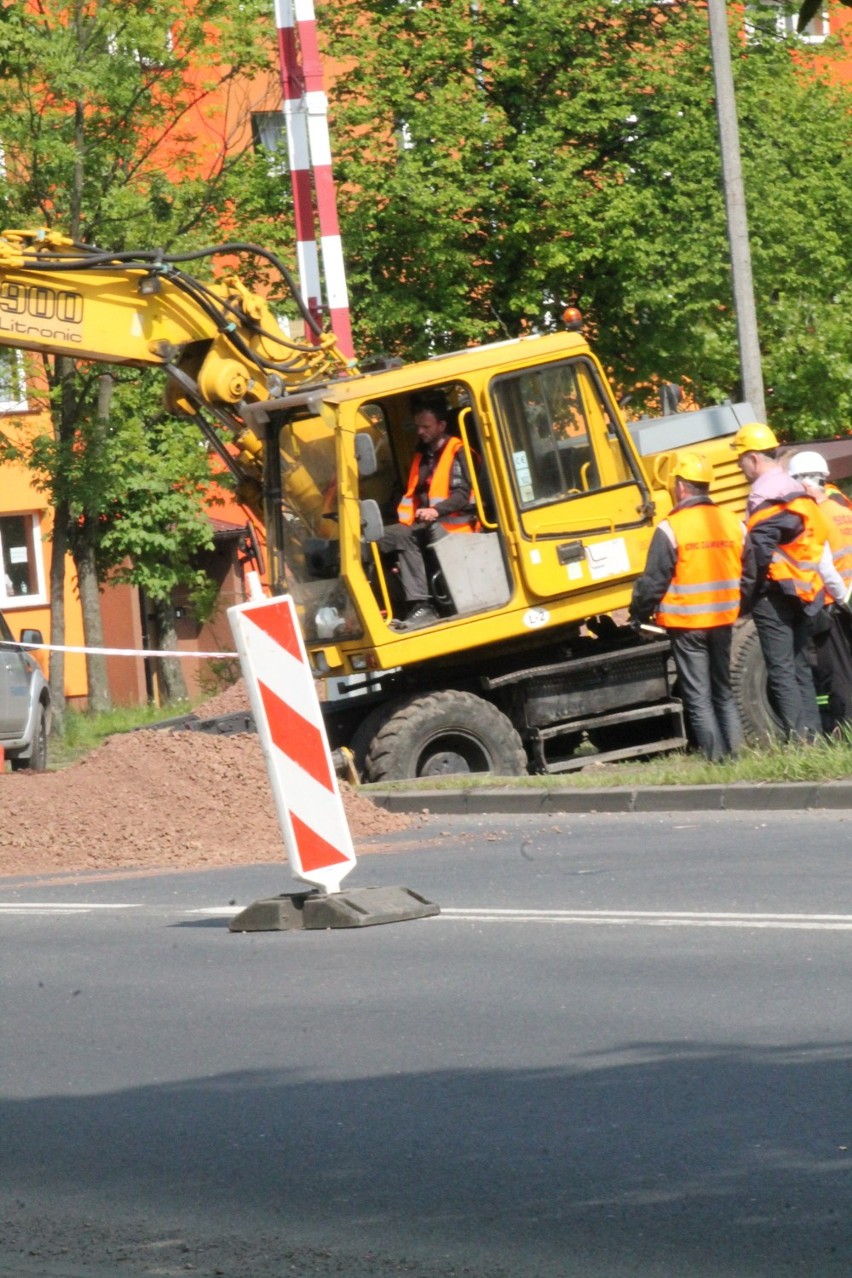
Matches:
[10,704,48,772]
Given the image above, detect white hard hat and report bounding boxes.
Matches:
[788,450,830,480]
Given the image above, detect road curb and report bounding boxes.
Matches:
[364,781,852,815]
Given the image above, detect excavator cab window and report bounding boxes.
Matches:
[492,362,603,507]
[492,357,646,515]
[355,403,397,518]
[267,407,365,647]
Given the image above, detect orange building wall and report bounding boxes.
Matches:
[829,7,852,81]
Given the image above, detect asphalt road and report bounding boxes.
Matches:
[2,808,852,1277]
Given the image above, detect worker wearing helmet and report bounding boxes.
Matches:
[787,450,852,734]
[630,450,754,761]
[787,450,852,511]
[732,425,844,741]
[787,451,852,586]
[731,421,800,516]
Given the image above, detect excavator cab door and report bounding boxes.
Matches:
[489,356,652,602]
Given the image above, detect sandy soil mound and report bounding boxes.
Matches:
[0,709,409,879]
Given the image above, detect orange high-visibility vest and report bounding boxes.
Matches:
[397,437,476,533]
[825,482,852,509]
[820,497,852,586]
[655,504,745,629]
[747,495,829,609]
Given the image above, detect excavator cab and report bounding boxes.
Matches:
[248,332,661,679]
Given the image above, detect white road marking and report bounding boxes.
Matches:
[0,902,139,914]
[1,903,850,932]
[184,907,240,916]
[0,902,237,918]
[440,907,852,931]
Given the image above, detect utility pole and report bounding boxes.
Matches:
[706,0,767,422]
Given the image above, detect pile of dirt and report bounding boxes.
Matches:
[0,712,410,879]
[193,676,254,720]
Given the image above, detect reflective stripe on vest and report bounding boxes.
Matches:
[826,482,852,510]
[397,437,475,533]
[821,498,852,585]
[655,504,745,629]
[747,495,828,608]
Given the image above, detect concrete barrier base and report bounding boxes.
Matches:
[229,885,440,931]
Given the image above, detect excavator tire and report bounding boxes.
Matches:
[348,702,400,778]
[730,617,784,743]
[364,690,528,782]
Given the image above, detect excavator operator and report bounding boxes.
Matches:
[380,390,478,631]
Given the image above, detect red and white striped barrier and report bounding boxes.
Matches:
[228,592,356,894]
[275,0,322,332]
[273,0,355,359]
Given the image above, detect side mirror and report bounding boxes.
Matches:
[359,499,384,544]
[19,629,44,648]
[354,433,378,478]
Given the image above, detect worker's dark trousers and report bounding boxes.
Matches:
[811,608,852,734]
[378,521,437,605]
[752,591,822,742]
[669,625,743,762]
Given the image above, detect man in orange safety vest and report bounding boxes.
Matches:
[630,450,754,761]
[733,423,845,742]
[786,449,852,734]
[379,391,477,631]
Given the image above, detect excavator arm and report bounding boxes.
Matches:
[0,228,354,556]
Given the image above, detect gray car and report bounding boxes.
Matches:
[0,611,51,770]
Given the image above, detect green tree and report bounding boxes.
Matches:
[319,0,852,434]
[97,379,220,704]
[0,0,278,719]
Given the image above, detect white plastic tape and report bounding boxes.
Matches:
[0,640,237,659]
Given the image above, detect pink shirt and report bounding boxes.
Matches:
[746,466,804,515]
[747,466,843,601]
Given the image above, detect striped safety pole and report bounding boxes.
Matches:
[228,593,357,894]
[274,0,322,333]
[273,0,355,360]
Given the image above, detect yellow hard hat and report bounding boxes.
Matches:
[730,421,779,455]
[671,450,714,486]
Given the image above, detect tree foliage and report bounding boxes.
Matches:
[319,0,852,436]
[0,0,278,708]
[0,0,274,242]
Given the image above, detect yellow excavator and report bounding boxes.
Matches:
[0,228,774,778]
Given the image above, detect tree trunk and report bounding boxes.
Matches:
[153,597,188,705]
[45,353,81,736]
[73,373,114,714]
[77,543,111,713]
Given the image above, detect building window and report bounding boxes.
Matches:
[0,350,27,412]
[106,27,174,68]
[0,513,46,606]
[779,5,829,40]
[748,1,830,43]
